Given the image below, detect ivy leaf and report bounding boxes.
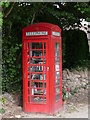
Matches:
[77,8,81,11]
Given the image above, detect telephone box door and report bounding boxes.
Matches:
[25,39,49,113]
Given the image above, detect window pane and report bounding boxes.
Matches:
[31,50,43,57]
[55,57,60,64]
[31,88,43,95]
[30,43,43,49]
[55,42,60,102]
[31,73,43,80]
[31,58,46,64]
[55,64,60,71]
[56,72,60,79]
[31,66,46,72]
[44,42,46,49]
[56,43,59,49]
[31,66,43,72]
[29,42,47,104]
[56,79,60,86]
[56,94,60,101]
[56,87,60,94]
[28,81,30,87]
[31,96,43,103]
[55,50,60,56]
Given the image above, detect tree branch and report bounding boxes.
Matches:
[4,2,15,18]
[31,12,36,24]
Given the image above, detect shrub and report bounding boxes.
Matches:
[64,29,89,69]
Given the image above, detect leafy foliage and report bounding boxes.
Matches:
[2,42,22,92]
[64,30,89,69]
[0,108,5,114]
[62,87,66,101]
[1,97,7,105]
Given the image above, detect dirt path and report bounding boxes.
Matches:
[1,103,88,118]
[0,88,88,119]
[59,104,88,118]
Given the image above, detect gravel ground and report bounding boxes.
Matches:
[0,88,88,119]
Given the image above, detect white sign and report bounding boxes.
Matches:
[26,31,48,36]
[52,31,60,36]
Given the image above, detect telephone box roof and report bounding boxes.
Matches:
[23,22,61,32]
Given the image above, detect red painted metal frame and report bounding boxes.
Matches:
[22,22,62,114]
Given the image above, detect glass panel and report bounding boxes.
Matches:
[56,94,60,101]
[27,43,29,55]
[31,82,43,87]
[45,97,46,103]
[27,43,30,98]
[44,82,46,89]
[31,66,46,72]
[56,43,59,49]
[30,42,43,49]
[44,42,46,49]
[56,72,60,79]
[28,73,29,79]
[44,50,46,56]
[28,81,30,87]
[31,87,46,103]
[56,87,60,94]
[31,88,43,103]
[31,96,43,103]
[44,74,46,80]
[55,57,60,64]
[29,42,47,104]
[31,82,46,88]
[55,64,60,71]
[55,42,60,102]
[31,58,46,64]
[31,50,43,57]
[31,73,43,80]
[56,79,60,86]
[30,50,46,57]
[31,88,43,95]
[28,57,29,64]
[55,50,60,56]
[28,66,29,72]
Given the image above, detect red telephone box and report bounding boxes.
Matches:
[22,22,62,114]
